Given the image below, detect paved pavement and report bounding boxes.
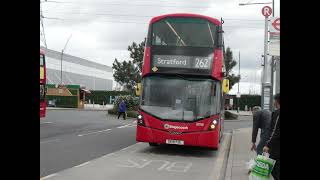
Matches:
[224,118,252,133]
[225,128,274,180]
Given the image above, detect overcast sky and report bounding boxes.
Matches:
[40,0,280,95]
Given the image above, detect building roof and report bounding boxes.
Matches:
[40,46,112,72]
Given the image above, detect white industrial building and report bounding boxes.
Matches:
[41,47,113,90]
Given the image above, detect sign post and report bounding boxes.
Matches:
[269,17,280,110]
[269,17,280,56]
[261,6,272,110]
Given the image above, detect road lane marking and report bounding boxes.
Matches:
[75,161,90,168]
[117,124,131,128]
[40,173,58,179]
[117,123,136,128]
[40,122,53,124]
[120,143,141,151]
[40,139,60,144]
[77,129,111,137]
[103,152,115,157]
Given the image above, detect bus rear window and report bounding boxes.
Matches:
[151,17,217,48]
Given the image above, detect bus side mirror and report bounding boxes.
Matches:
[223,79,229,93]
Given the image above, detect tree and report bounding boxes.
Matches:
[128,38,146,73]
[112,59,140,92]
[112,39,146,92]
[224,47,240,90]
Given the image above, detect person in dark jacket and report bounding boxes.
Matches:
[263,93,280,180]
[118,100,126,120]
[251,106,271,155]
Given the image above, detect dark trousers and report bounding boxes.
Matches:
[118,112,126,120]
[271,157,280,180]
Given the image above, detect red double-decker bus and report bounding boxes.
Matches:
[136,13,225,149]
[40,49,46,118]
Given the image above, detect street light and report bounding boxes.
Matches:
[60,34,72,85]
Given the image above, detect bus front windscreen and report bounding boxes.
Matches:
[140,76,221,121]
[151,17,217,47]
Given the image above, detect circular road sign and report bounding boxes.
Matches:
[272,18,280,31]
[262,6,272,17]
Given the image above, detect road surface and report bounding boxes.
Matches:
[40,110,252,178]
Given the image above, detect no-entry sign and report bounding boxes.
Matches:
[269,17,280,34]
[262,6,272,17]
[269,17,280,56]
[272,18,280,31]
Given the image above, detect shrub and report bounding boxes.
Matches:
[126,111,138,118]
[107,108,117,115]
[225,111,238,120]
[114,95,139,111]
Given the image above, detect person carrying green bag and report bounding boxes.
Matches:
[263,93,280,180]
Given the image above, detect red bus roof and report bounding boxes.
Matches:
[40,49,45,55]
[150,13,221,26]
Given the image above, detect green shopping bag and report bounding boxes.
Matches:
[249,153,276,180]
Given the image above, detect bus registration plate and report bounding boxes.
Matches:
[166,139,184,145]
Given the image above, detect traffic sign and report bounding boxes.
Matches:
[261,6,272,17]
[272,18,280,30]
[269,17,280,33]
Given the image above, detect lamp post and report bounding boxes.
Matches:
[60,34,72,85]
[239,1,275,111]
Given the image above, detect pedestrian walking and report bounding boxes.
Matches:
[250,106,272,155]
[263,93,280,180]
[118,99,126,120]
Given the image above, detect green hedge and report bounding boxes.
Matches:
[113,95,139,111]
[107,109,138,118]
[85,91,131,105]
[46,95,78,108]
[226,95,261,110]
[224,111,238,120]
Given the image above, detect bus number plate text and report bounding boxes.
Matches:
[166,139,184,145]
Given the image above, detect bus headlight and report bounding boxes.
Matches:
[212,120,218,125]
[209,119,219,130]
[137,114,145,125]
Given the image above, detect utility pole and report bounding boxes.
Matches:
[40,0,47,48]
[270,0,275,111]
[237,51,240,113]
[60,34,72,85]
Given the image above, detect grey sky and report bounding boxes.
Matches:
[40,0,280,94]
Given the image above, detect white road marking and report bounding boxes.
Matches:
[117,124,131,128]
[75,161,90,168]
[40,139,60,144]
[103,152,115,157]
[40,173,58,179]
[40,122,53,124]
[77,129,111,137]
[120,142,142,151]
[117,123,136,128]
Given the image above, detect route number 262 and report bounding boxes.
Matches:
[195,58,209,69]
